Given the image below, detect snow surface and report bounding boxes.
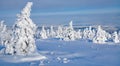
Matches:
[0,54,46,63]
[0,39,120,66]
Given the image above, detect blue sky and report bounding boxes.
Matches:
[0,0,120,26]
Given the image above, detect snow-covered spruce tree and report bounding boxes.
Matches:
[87,26,95,40]
[0,20,6,33]
[56,26,63,39]
[46,29,50,37]
[69,21,74,30]
[93,25,108,44]
[0,20,7,45]
[39,26,47,39]
[0,20,12,46]
[63,21,75,41]
[49,26,56,38]
[82,26,95,40]
[35,28,40,39]
[82,27,89,39]
[74,29,82,39]
[112,31,120,43]
[5,2,37,55]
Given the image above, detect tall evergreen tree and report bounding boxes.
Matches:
[5,2,37,55]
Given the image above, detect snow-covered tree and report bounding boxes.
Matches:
[82,26,95,40]
[69,21,73,30]
[63,21,75,41]
[93,25,108,44]
[112,31,120,43]
[82,27,88,39]
[49,26,56,37]
[56,26,63,38]
[40,26,47,39]
[74,29,82,39]
[46,29,50,37]
[5,2,37,55]
[0,20,12,46]
[0,20,7,45]
[35,28,40,39]
[87,26,96,40]
[0,20,6,33]
[82,26,94,40]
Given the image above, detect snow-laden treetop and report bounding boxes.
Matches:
[69,21,73,30]
[21,2,33,18]
[15,2,36,31]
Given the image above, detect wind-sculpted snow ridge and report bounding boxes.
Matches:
[37,21,120,44]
